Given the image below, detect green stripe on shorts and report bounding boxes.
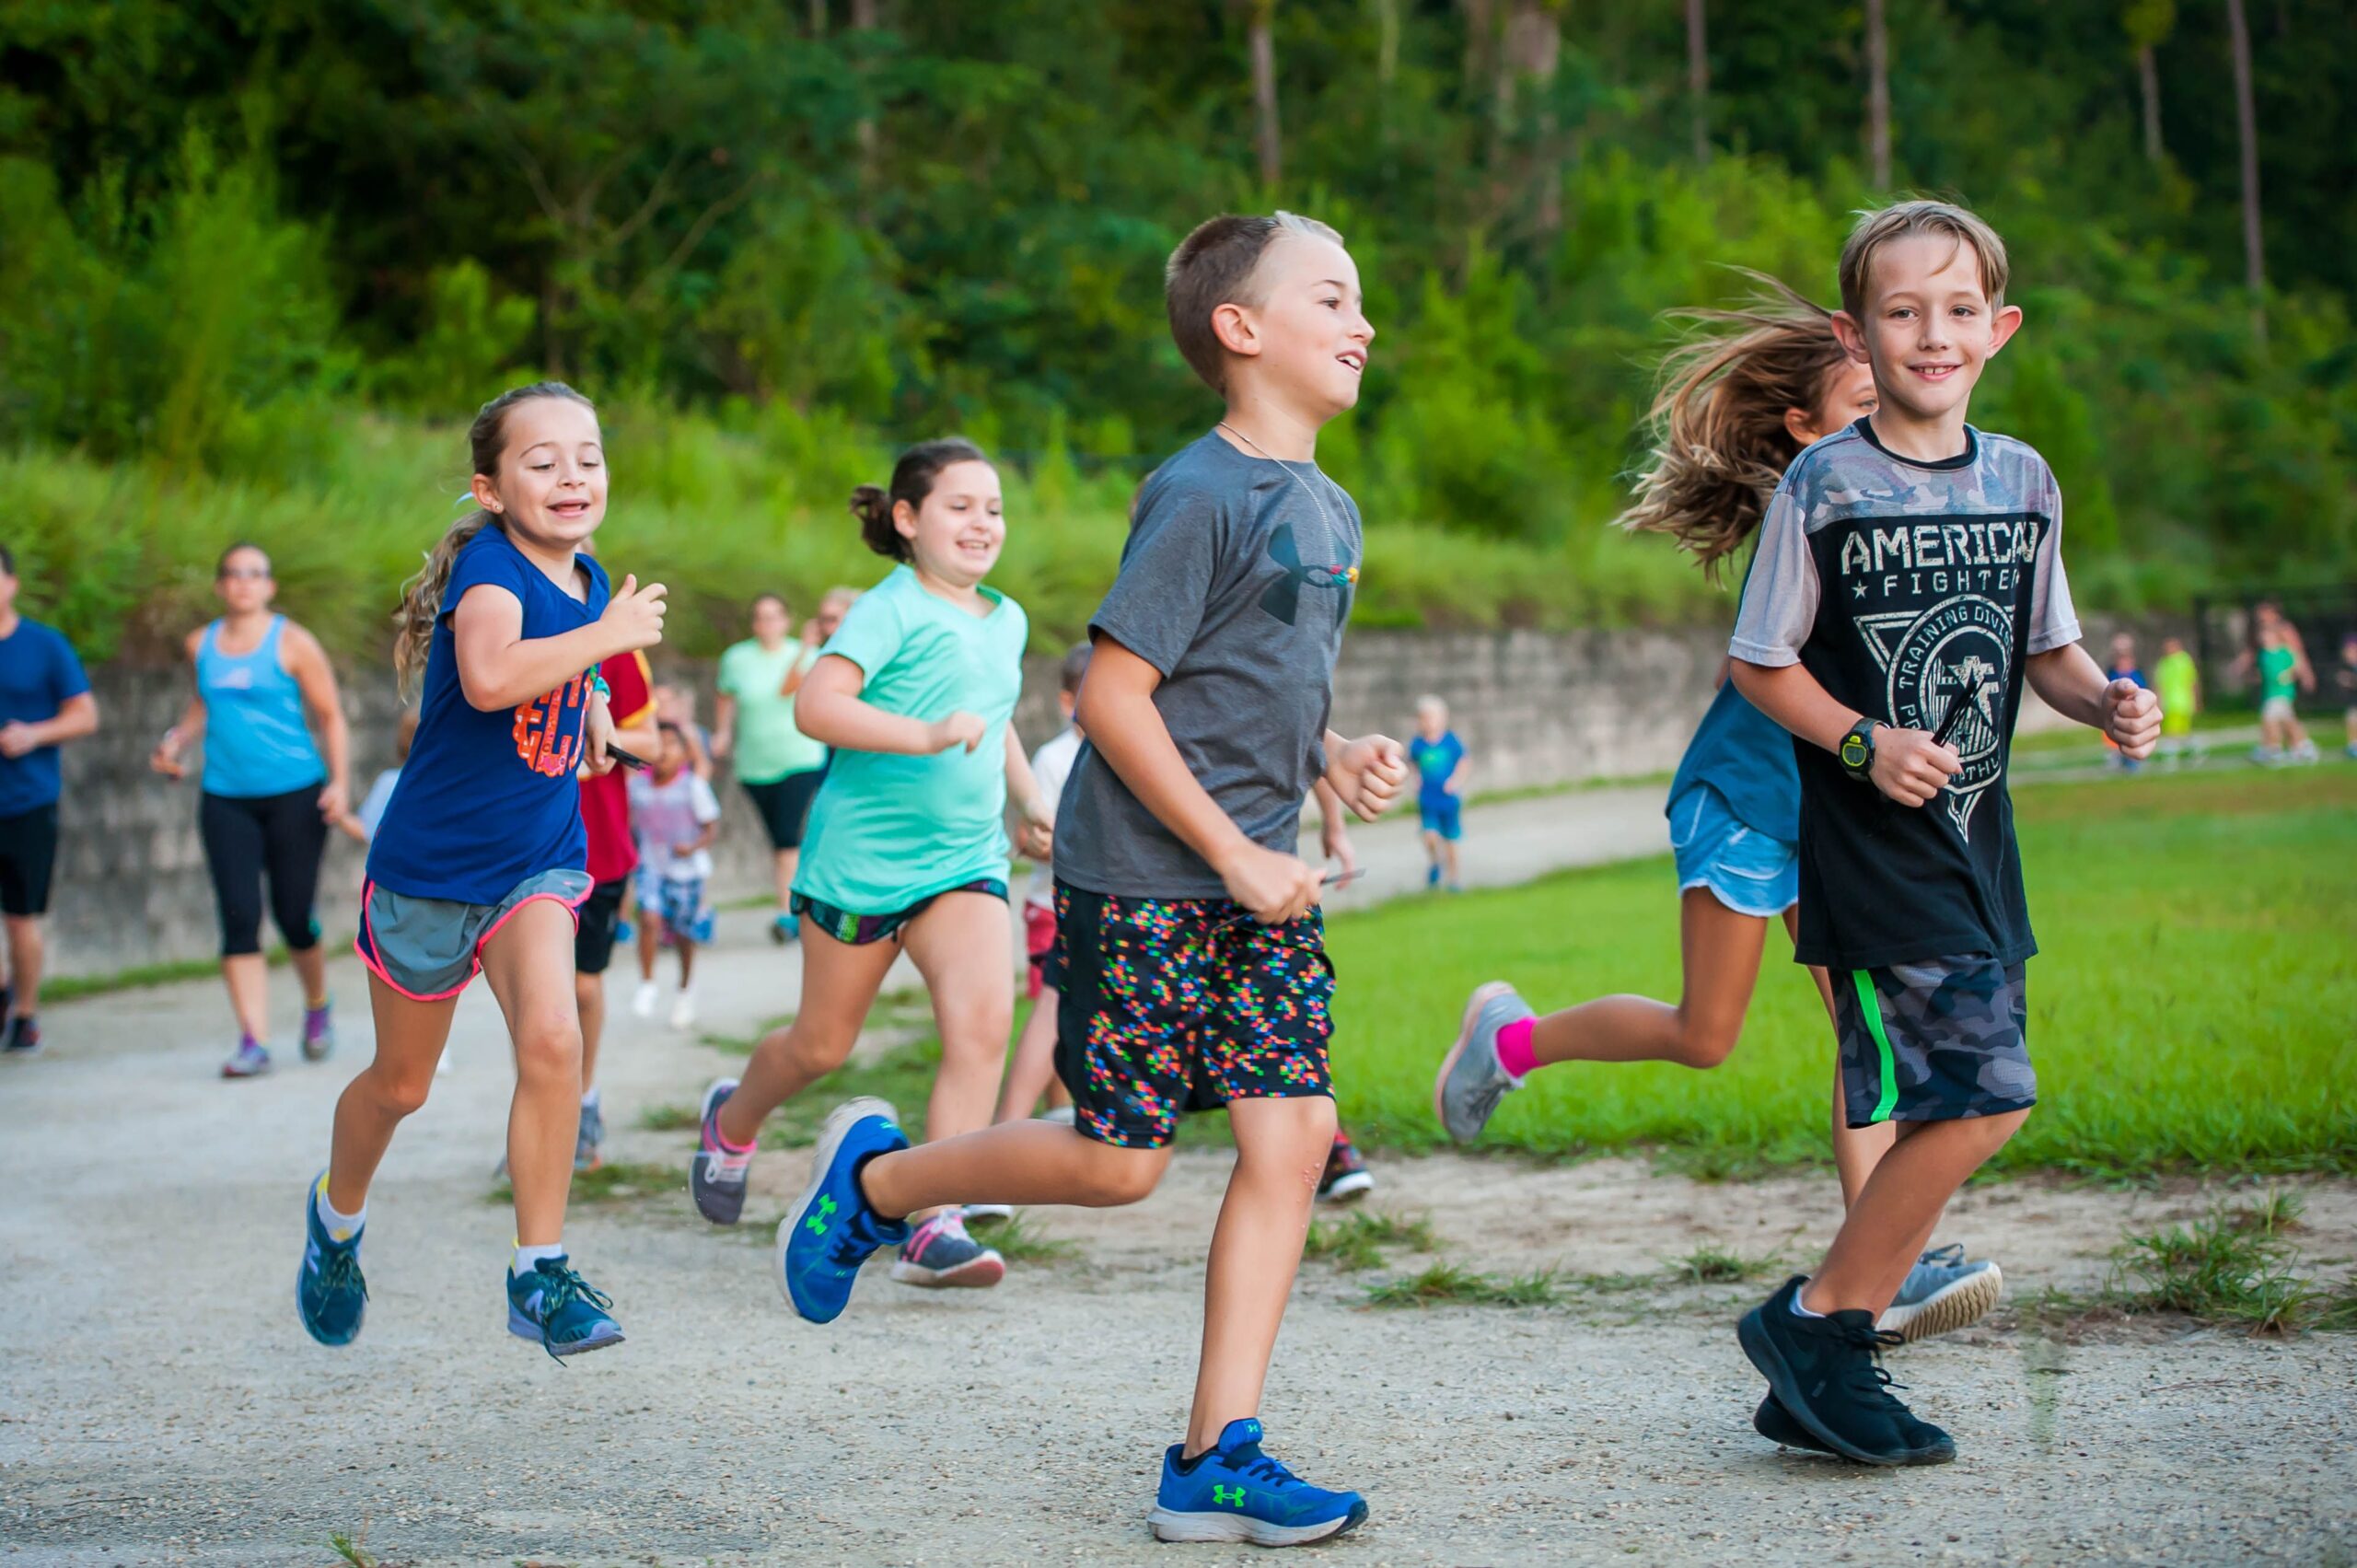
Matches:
[1851,969,1899,1124]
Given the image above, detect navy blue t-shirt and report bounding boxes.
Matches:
[366,528,611,904]
[1666,678,1800,842]
[1409,731,1466,809]
[0,618,92,818]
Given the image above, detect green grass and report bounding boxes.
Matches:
[488,1160,678,1206]
[986,1211,1082,1265]
[1364,1262,1565,1309]
[1303,1210,1439,1272]
[2017,1189,2357,1338]
[1329,767,2357,1178]
[754,1038,945,1149]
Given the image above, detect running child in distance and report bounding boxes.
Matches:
[295,382,668,1360]
[1433,271,2003,1352]
[688,438,1054,1294]
[1408,695,1468,891]
[1724,202,2158,1465]
[768,211,1404,1549]
[628,720,723,1031]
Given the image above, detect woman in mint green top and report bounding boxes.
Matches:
[694,438,1054,1292]
[713,593,828,940]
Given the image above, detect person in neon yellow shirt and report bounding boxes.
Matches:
[2152,635,2200,765]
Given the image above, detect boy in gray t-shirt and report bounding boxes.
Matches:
[778,211,1406,1547]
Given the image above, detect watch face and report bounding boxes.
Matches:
[1841,735,1868,769]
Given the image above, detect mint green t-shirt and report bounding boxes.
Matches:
[794,565,1028,913]
[715,638,825,784]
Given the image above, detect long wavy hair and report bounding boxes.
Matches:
[392,381,595,690]
[1615,272,1853,583]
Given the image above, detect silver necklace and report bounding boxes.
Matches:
[1218,421,1351,544]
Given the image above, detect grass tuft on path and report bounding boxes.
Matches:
[1327,767,2356,1179]
[1365,1262,1564,1309]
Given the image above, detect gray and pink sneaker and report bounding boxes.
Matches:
[691,1078,754,1225]
[222,1036,272,1078]
[301,999,335,1063]
[890,1210,1005,1289]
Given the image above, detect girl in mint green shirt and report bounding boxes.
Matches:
[690,438,1054,1292]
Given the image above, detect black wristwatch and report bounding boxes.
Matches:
[1838,717,1879,784]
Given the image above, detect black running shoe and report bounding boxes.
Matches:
[1738,1275,1956,1466]
[1754,1391,1951,1465]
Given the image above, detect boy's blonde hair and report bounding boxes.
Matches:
[1165,211,1346,394]
[1837,200,2009,319]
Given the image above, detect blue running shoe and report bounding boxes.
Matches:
[1149,1418,1368,1547]
[775,1097,910,1323]
[296,1172,367,1347]
[505,1255,625,1360]
[1877,1243,2003,1344]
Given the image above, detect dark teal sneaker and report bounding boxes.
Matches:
[296,1172,367,1347]
[1149,1417,1368,1546]
[775,1097,911,1323]
[505,1256,625,1360]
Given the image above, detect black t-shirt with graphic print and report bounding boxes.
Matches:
[1729,420,2082,971]
[1054,431,1362,900]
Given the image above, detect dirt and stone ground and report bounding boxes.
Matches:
[5,788,2351,1565]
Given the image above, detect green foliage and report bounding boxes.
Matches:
[0,1,2351,651]
[1328,767,2357,1177]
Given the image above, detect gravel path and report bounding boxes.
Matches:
[5,787,2351,1566]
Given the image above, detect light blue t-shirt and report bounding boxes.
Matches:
[794,565,1028,913]
[1666,678,1799,842]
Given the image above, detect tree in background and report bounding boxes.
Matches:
[2225,0,2267,343]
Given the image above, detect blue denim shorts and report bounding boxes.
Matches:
[1667,782,1796,918]
[1419,796,1464,841]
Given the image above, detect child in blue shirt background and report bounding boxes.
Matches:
[1409,695,1467,890]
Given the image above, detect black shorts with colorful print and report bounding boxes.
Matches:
[1833,952,2035,1128]
[1050,880,1336,1150]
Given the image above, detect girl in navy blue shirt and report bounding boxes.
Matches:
[296,382,668,1360]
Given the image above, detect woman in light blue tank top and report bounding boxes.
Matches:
[152,544,354,1079]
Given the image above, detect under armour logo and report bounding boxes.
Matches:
[1259,522,1357,626]
[805,1194,838,1235]
[1212,1485,1247,1506]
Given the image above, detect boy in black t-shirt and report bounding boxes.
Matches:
[1727,202,2159,1465]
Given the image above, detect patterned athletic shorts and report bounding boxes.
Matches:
[1833,953,2035,1127]
[1051,881,1336,1149]
[790,878,1006,946]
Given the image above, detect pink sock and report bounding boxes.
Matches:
[1493,1017,1538,1081]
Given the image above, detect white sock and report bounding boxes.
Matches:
[581,1086,601,1111]
[314,1176,365,1242]
[1790,1283,1825,1318]
[513,1241,566,1276]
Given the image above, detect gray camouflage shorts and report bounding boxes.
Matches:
[1834,954,2034,1127]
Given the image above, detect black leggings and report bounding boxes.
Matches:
[200,786,329,958]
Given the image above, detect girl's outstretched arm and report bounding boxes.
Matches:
[792,654,978,756]
[451,575,666,713]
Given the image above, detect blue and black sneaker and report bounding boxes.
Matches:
[775,1096,911,1323]
[505,1255,626,1360]
[296,1172,367,1347]
[1149,1417,1368,1547]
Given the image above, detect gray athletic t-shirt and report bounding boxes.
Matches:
[1054,432,1363,899]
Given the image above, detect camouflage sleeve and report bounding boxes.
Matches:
[1727,480,1817,668]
